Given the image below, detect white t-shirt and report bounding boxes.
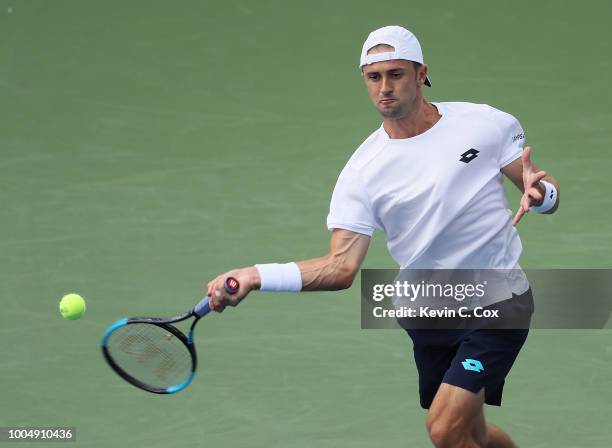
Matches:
[327,102,529,293]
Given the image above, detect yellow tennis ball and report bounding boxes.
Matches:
[59,293,86,320]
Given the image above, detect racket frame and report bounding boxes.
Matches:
[101,312,200,394]
[101,277,239,394]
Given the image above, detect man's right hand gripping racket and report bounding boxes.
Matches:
[101,277,239,394]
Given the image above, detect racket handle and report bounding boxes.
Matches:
[193,297,212,317]
[194,277,240,317]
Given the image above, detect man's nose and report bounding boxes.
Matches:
[381,76,393,95]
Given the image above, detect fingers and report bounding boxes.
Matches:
[205,267,255,313]
[210,291,240,312]
[209,283,229,312]
[206,275,224,312]
[513,190,534,226]
[206,272,242,313]
[527,186,543,202]
[512,205,527,226]
[512,181,543,225]
[522,172,546,205]
[534,170,547,183]
[210,289,226,313]
[521,146,532,167]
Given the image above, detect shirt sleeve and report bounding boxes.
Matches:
[488,107,526,168]
[326,165,377,236]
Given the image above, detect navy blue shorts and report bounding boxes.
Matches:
[406,289,533,409]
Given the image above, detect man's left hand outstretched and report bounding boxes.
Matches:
[512,146,547,226]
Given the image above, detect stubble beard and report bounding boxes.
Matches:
[379,103,406,119]
[377,91,418,120]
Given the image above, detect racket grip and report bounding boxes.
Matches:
[194,297,211,317]
[194,277,240,317]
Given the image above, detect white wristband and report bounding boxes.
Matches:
[530,180,557,213]
[255,262,302,292]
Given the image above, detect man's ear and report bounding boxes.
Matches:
[417,63,428,86]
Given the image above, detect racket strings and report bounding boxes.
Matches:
[107,323,193,389]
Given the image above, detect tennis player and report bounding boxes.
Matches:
[207,26,559,448]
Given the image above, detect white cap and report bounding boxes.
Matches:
[359,25,432,87]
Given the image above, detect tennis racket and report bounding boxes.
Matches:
[101,277,239,394]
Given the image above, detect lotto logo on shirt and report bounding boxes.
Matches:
[459,148,480,164]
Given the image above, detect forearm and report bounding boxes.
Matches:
[298,229,370,291]
[207,230,369,311]
[297,255,356,291]
[231,255,357,295]
[258,229,369,292]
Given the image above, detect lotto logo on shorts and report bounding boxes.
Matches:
[461,359,484,372]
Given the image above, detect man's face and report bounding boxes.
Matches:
[362,54,421,119]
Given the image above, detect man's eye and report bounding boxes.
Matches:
[391,72,402,78]
[368,74,379,80]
